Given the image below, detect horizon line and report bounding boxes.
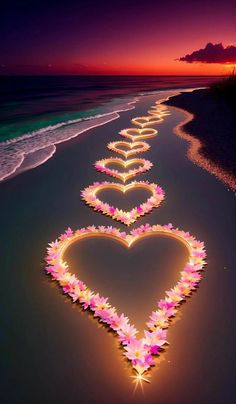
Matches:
[0,73,227,77]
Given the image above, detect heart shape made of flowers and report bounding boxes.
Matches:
[94,157,153,182]
[107,140,150,159]
[81,181,165,226]
[119,128,157,142]
[45,224,206,378]
[131,116,163,128]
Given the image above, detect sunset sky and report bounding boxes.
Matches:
[1,0,236,75]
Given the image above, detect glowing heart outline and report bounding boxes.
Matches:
[107,140,150,158]
[149,104,171,117]
[81,181,165,226]
[153,103,170,112]
[148,109,171,118]
[119,128,157,142]
[94,157,153,182]
[45,224,206,379]
[131,116,163,128]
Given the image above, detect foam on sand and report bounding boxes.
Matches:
[0,98,138,181]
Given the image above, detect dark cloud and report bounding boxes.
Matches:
[179,43,236,64]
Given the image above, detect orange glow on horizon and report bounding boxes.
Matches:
[2,57,233,76]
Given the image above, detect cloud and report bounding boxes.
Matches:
[178,43,236,64]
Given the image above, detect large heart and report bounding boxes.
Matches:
[81,181,165,226]
[131,116,163,128]
[94,157,153,182]
[119,128,157,142]
[107,140,150,158]
[45,224,206,379]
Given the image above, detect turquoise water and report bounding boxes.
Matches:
[0,75,220,143]
[0,108,102,142]
[1,76,221,182]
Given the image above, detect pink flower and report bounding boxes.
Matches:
[144,329,167,348]
[147,329,167,347]
[90,294,110,311]
[79,290,95,309]
[124,339,148,361]
[48,240,60,253]
[67,281,86,301]
[59,273,76,287]
[192,250,206,258]
[109,206,116,215]
[117,324,138,344]
[158,299,176,310]
[166,289,184,304]
[65,227,73,237]
[87,225,97,232]
[143,354,155,366]
[130,228,140,236]
[150,345,159,355]
[181,272,201,283]
[94,307,116,322]
[163,223,173,230]
[184,264,198,273]
[109,313,129,330]
[146,310,169,330]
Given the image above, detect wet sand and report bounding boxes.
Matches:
[166,89,236,184]
[1,91,236,404]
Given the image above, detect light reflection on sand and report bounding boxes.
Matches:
[169,105,236,192]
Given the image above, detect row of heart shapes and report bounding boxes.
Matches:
[81,103,170,225]
[45,101,206,381]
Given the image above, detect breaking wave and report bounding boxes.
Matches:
[0,97,138,181]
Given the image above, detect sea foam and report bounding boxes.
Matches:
[0,97,138,181]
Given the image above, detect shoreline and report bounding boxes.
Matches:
[166,104,236,191]
[1,91,236,403]
[2,86,228,186]
[165,89,236,191]
[0,88,184,183]
[0,98,139,182]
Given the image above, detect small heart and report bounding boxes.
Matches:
[94,157,153,182]
[151,104,171,116]
[131,116,163,128]
[120,128,157,142]
[45,224,206,378]
[81,181,165,226]
[147,110,164,118]
[148,108,171,117]
[107,140,150,158]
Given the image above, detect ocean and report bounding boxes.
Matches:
[0,75,221,181]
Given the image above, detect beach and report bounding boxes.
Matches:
[0,75,221,182]
[165,88,236,183]
[1,90,236,403]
